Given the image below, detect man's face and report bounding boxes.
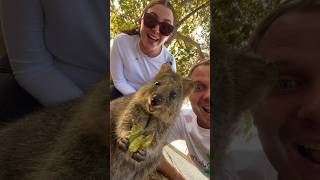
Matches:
[253,10,320,180]
[189,65,210,129]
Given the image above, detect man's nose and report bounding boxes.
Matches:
[297,84,320,127]
[202,88,210,102]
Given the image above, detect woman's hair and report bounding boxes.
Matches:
[122,0,177,35]
[249,0,320,51]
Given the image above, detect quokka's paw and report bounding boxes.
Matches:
[132,149,147,162]
[117,137,129,152]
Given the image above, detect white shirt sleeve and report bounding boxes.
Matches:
[110,35,136,95]
[166,112,185,144]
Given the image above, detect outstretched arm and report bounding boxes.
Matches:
[157,155,186,180]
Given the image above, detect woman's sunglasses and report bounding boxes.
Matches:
[143,12,174,36]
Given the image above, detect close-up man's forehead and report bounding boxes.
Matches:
[258,10,320,54]
[264,9,320,35]
[272,61,305,72]
[191,65,210,77]
[262,14,304,42]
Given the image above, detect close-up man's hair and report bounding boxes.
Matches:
[249,0,320,51]
[122,0,177,35]
[187,60,210,78]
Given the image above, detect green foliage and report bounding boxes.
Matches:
[215,0,281,48]
[111,0,210,77]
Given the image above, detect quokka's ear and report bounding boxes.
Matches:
[158,63,173,74]
[233,52,278,111]
[182,78,194,98]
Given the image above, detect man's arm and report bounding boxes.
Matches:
[157,155,186,180]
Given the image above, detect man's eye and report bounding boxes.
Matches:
[195,83,204,91]
[276,79,296,89]
[272,76,300,94]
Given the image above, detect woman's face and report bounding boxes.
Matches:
[139,4,174,57]
[253,10,320,180]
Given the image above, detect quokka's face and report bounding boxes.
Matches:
[146,75,184,119]
[137,63,194,123]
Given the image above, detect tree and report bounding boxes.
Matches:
[111,0,210,76]
[214,0,281,48]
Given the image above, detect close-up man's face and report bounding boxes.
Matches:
[253,10,320,180]
[189,64,210,129]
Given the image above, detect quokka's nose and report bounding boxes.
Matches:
[151,94,162,106]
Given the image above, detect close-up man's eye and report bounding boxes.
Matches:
[195,83,204,92]
[272,76,301,95]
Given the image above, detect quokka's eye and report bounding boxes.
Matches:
[154,81,161,86]
[169,91,177,100]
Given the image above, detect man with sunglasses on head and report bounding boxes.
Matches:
[110,0,176,100]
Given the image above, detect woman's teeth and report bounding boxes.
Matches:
[147,34,159,41]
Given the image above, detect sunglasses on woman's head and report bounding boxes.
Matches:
[143,12,174,36]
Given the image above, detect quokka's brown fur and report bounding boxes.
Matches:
[213,43,278,178]
[0,63,193,180]
[110,63,194,180]
[0,80,107,180]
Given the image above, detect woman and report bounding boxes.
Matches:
[110,0,177,100]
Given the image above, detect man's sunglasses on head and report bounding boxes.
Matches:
[143,12,174,36]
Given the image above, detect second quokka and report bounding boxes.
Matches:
[213,43,278,178]
[110,63,194,180]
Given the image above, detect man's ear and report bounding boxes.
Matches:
[182,78,194,98]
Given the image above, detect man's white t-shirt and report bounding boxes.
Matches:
[166,108,210,176]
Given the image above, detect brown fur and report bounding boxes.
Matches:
[0,63,193,180]
[0,81,107,180]
[213,44,278,178]
[110,63,194,180]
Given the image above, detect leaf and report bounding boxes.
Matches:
[141,134,154,148]
[128,135,145,153]
[128,121,144,143]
